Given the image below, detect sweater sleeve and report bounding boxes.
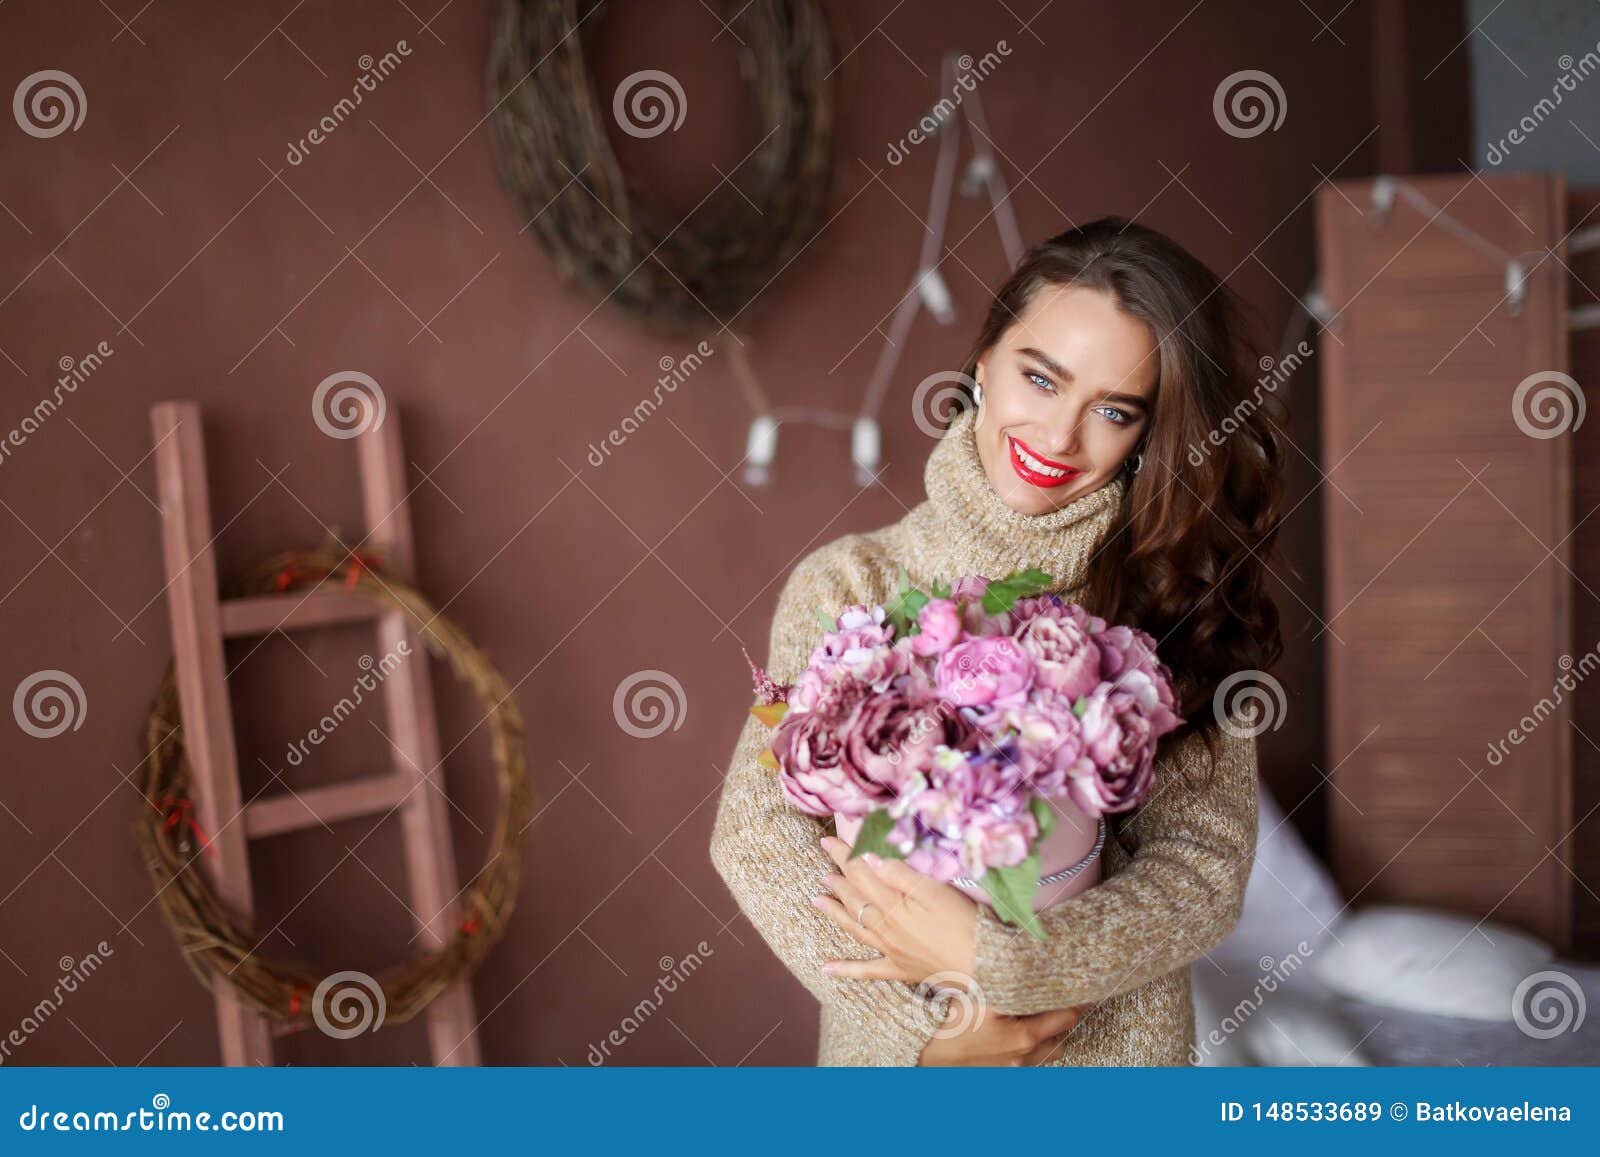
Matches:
[709,546,950,1066]
[967,715,1260,1015]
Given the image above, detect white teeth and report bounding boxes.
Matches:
[1013,439,1069,478]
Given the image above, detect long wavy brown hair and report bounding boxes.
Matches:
[954,217,1287,778]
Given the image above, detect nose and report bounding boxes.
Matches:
[1048,405,1087,458]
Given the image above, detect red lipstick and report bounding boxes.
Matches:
[1007,434,1082,489]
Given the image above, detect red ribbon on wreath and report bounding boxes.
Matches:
[152,795,215,857]
[343,551,381,588]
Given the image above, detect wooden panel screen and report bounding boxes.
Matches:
[1566,187,1600,957]
[1315,172,1575,953]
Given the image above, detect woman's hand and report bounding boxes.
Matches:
[918,1002,1086,1066]
[812,835,980,989]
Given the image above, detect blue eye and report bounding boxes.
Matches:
[1025,368,1136,425]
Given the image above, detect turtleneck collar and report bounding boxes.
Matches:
[914,404,1126,593]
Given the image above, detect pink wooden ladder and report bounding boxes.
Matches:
[149,399,481,1066]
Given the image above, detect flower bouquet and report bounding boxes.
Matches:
[746,567,1183,939]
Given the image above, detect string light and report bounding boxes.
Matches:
[737,50,1024,488]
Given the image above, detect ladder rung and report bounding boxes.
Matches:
[245,772,410,839]
[220,591,387,638]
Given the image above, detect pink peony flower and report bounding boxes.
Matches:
[910,598,963,657]
[959,812,1038,877]
[949,575,991,601]
[841,689,980,795]
[1094,622,1161,683]
[1012,597,1103,701]
[1066,681,1179,817]
[993,686,1094,798]
[935,636,1034,709]
[948,575,1014,637]
[772,683,880,817]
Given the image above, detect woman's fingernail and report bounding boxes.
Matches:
[864,853,882,868]
[810,895,827,908]
[822,963,838,975]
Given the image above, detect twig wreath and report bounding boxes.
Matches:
[136,545,534,1032]
[486,0,836,334]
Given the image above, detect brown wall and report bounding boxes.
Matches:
[0,1,1450,1064]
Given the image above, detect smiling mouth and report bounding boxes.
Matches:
[1007,434,1082,488]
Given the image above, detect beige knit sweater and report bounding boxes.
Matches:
[709,404,1259,1066]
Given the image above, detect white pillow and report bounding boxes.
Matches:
[1243,991,1372,1067]
[1309,904,1555,1021]
[1191,784,1348,1065]
[1211,785,1345,974]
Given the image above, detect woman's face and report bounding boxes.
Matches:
[973,284,1158,515]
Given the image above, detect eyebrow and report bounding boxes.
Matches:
[1017,346,1152,414]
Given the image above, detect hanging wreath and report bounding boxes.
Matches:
[486,0,836,334]
[136,545,533,1034]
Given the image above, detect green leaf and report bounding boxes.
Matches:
[881,578,932,641]
[981,857,1045,940]
[1029,796,1057,842]
[816,606,838,632]
[979,567,1058,615]
[846,809,907,861]
[1072,696,1087,718]
[931,580,951,600]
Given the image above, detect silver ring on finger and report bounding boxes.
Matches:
[856,901,876,929]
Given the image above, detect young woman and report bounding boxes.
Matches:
[710,217,1286,1066]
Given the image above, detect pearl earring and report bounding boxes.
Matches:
[973,382,984,406]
